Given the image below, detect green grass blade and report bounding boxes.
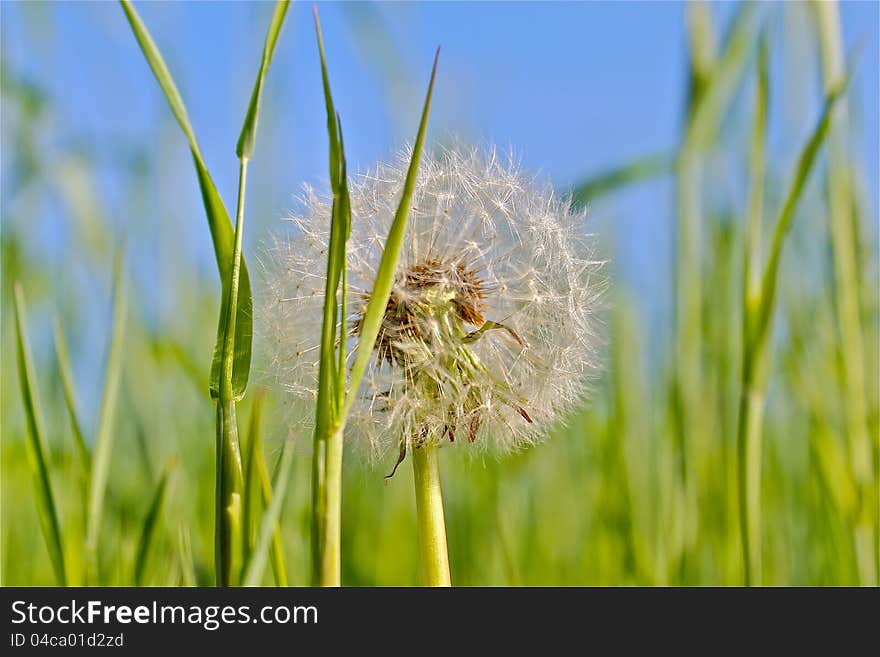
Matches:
[242,435,296,586]
[341,47,440,420]
[218,0,289,405]
[118,0,197,147]
[570,153,672,206]
[737,34,769,587]
[52,315,91,472]
[242,389,289,585]
[255,439,290,586]
[13,283,68,586]
[312,4,350,434]
[176,525,197,587]
[119,0,252,398]
[814,0,877,586]
[242,390,265,568]
[309,6,354,586]
[743,37,769,334]
[684,3,758,151]
[134,458,174,586]
[85,247,127,568]
[754,84,844,351]
[334,116,351,410]
[237,0,290,159]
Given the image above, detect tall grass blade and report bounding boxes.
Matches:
[13,283,68,586]
[737,67,844,585]
[310,5,353,586]
[52,315,91,471]
[85,247,127,574]
[673,2,758,580]
[134,458,174,586]
[737,35,769,586]
[813,0,877,585]
[312,3,350,437]
[214,0,289,586]
[119,0,252,398]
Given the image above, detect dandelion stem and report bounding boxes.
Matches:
[412,445,451,586]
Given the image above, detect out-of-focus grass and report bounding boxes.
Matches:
[1,1,877,586]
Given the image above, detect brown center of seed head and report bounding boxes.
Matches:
[352,258,487,366]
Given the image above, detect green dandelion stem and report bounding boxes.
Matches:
[412,445,451,587]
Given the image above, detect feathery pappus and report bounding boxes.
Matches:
[260,144,603,470]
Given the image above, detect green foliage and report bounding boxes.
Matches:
[2,2,876,587]
[134,459,174,586]
[85,247,127,573]
[13,283,67,586]
[119,0,253,399]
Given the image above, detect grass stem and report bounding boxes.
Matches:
[214,159,249,586]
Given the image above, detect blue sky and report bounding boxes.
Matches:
[3,1,878,328]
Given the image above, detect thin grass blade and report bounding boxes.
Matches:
[13,283,68,586]
[242,436,296,586]
[52,315,91,472]
[737,34,769,586]
[134,458,175,586]
[754,83,845,350]
[256,442,290,586]
[309,6,354,586]
[242,390,265,567]
[85,247,127,567]
[237,0,290,160]
[312,4,350,435]
[570,153,672,207]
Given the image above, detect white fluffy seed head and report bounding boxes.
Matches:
[258,144,604,465]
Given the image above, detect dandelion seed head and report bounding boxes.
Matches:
[259,144,603,464]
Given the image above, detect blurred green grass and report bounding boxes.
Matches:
[2,1,877,586]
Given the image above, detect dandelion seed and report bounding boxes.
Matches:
[260,144,603,466]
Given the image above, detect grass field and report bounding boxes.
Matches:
[2,1,877,586]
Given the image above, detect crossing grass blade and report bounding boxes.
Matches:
[242,435,296,586]
[13,283,68,586]
[52,315,91,472]
[134,458,175,586]
[753,84,844,346]
[256,440,290,586]
[570,153,672,207]
[242,390,288,586]
[85,247,127,573]
[341,46,440,420]
[119,0,252,398]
